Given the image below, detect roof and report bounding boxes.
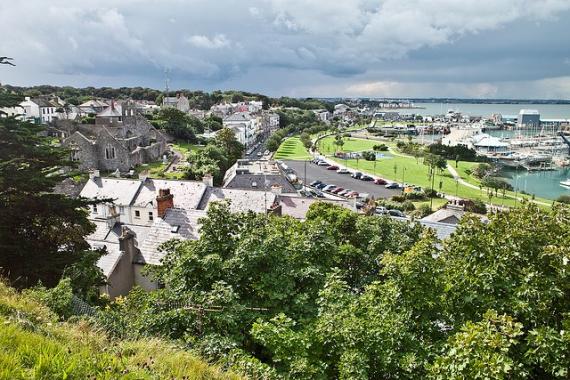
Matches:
[279,197,353,219]
[95,243,123,277]
[136,208,206,265]
[224,112,252,122]
[519,109,539,115]
[32,97,58,108]
[472,134,509,148]
[199,187,276,213]
[97,104,123,118]
[80,178,142,206]
[79,99,109,108]
[133,179,207,210]
[421,207,465,225]
[418,220,457,241]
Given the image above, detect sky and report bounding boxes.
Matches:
[1,0,570,99]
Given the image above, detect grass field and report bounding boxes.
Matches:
[317,136,552,207]
[171,141,204,158]
[274,137,312,160]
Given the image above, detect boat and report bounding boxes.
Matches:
[561,179,570,188]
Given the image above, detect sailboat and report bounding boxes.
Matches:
[560,178,570,188]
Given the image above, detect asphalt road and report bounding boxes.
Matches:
[283,160,400,200]
[245,133,270,159]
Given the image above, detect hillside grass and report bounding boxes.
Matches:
[0,282,240,380]
[274,137,312,160]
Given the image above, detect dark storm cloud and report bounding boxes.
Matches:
[1,0,570,98]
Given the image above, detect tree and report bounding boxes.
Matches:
[154,107,197,141]
[214,128,244,163]
[334,134,345,153]
[0,88,104,291]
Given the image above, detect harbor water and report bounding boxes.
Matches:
[408,102,570,200]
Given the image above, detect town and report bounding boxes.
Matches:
[1,1,570,378]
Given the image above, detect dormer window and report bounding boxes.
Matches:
[105,146,116,159]
[171,225,180,233]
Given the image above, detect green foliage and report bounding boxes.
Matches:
[0,281,240,380]
[429,310,525,379]
[25,278,74,319]
[556,194,570,204]
[428,142,484,162]
[361,150,376,161]
[372,143,389,152]
[472,163,493,178]
[0,91,104,291]
[151,107,198,141]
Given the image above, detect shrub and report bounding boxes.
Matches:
[556,195,570,204]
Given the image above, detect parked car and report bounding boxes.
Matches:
[361,175,374,181]
[315,183,328,190]
[264,150,270,155]
[309,188,325,198]
[311,158,320,164]
[337,168,350,174]
[310,180,322,187]
[374,178,387,185]
[257,152,262,157]
[331,187,345,194]
[299,190,313,198]
[375,206,389,215]
[385,182,400,189]
[388,209,406,217]
[317,161,330,166]
[345,191,359,198]
[323,185,337,192]
[337,189,350,196]
[351,171,363,179]
[327,165,339,171]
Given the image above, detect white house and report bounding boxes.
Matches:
[223,112,258,146]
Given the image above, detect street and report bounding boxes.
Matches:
[283,160,401,199]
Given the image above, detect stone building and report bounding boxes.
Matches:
[56,100,168,172]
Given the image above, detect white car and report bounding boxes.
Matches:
[337,168,349,174]
[317,161,330,166]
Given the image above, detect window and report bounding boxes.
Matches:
[105,146,116,160]
[93,205,98,213]
[135,210,140,218]
[70,149,80,161]
[119,206,125,214]
[148,212,153,221]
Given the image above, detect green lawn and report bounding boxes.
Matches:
[171,141,204,158]
[274,137,312,160]
[317,136,552,208]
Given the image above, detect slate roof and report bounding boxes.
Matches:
[80,178,142,206]
[133,179,207,211]
[421,208,465,225]
[199,187,276,214]
[224,112,252,122]
[95,243,123,277]
[136,208,206,265]
[418,220,457,241]
[98,104,123,118]
[224,174,297,193]
[279,196,353,219]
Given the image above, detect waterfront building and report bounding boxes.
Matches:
[518,109,540,128]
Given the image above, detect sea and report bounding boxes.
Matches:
[410,102,570,200]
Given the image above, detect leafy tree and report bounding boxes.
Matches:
[0,88,104,292]
[213,128,244,163]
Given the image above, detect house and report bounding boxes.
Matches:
[333,103,350,116]
[223,112,258,146]
[79,99,109,114]
[58,100,168,172]
[81,173,284,298]
[162,94,190,113]
[421,204,465,225]
[18,97,59,124]
[222,159,298,193]
[313,109,332,123]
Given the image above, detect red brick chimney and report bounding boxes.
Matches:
[156,188,174,218]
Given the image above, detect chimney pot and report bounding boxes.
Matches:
[202,174,214,187]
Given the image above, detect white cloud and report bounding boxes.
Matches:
[185,34,231,49]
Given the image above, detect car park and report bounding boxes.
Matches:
[337,168,350,174]
[351,171,363,179]
[388,209,406,217]
[327,165,339,170]
[374,178,387,185]
[361,175,374,181]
